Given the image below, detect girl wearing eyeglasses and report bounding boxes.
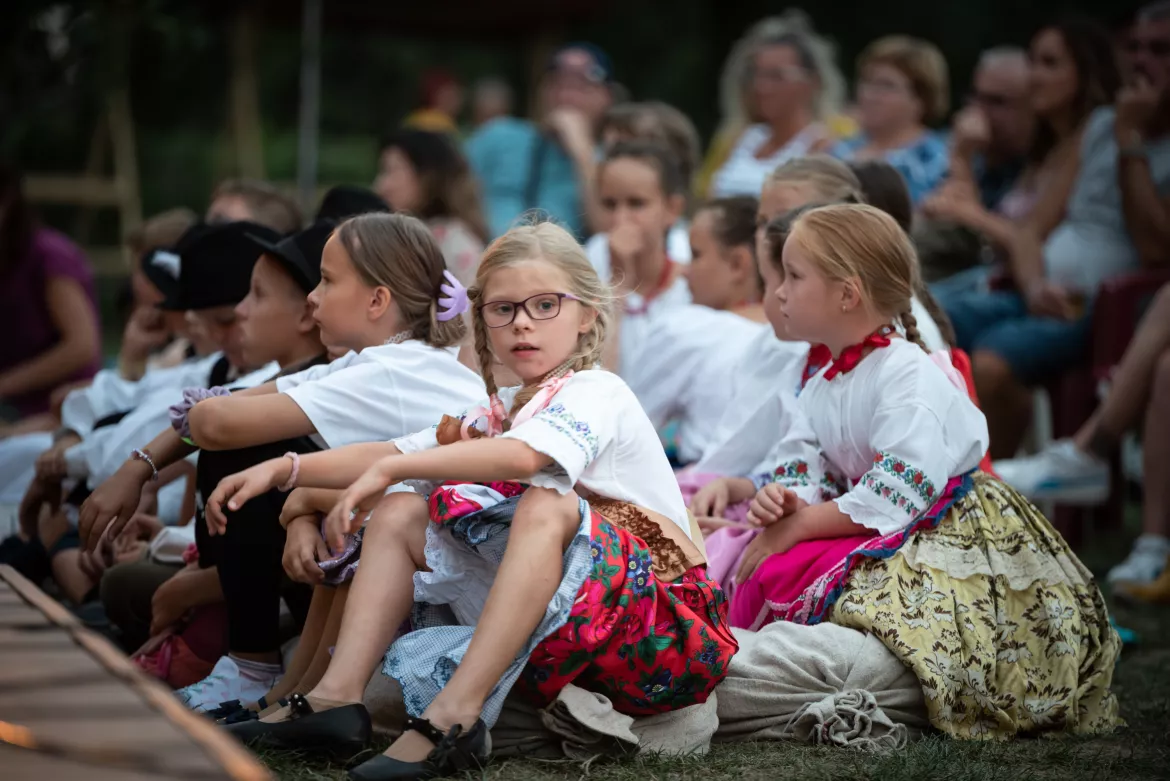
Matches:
[210,221,735,780]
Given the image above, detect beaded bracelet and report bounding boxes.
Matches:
[131,448,160,482]
[277,452,300,492]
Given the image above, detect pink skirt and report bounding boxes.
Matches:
[729,474,971,630]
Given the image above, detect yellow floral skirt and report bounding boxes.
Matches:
[829,471,1122,739]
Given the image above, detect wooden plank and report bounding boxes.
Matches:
[1,746,198,781]
[0,566,273,781]
[24,175,125,207]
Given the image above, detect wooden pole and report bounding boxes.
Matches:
[296,0,323,214]
[230,7,265,179]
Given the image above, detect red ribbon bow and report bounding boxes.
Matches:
[823,326,896,381]
[802,344,833,387]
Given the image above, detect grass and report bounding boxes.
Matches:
[260,516,1170,781]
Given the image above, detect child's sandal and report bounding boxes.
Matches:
[346,716,490,781]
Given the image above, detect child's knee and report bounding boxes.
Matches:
[513,487,580,543]
[364,491,429,564]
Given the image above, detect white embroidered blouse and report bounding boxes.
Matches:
[693,331,813,477]
[394,369,694,539]
[765,339,988,536]
[621,304,767,465]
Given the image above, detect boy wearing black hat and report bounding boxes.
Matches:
[8,222,283,606]
[99,222,335,673]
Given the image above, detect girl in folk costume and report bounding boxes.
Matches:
[207,222,736,779]
[687,214,825,590]
[600,142,766,466]
[683,195,766,322]
[730,204,1120,739]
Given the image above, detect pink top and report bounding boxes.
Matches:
[0,227,101,415]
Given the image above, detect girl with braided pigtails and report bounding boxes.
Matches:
[729,203,1120,740]
[207,221,736,779]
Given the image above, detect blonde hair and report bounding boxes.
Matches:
[766,155,863,204]
[209,178,303,234]
[334,213,467,348]
[858,36,950,125]
[717,11,847,132]
[789,203,927,351]
[469,221,612,418]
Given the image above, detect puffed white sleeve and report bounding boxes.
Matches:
[499,373,620,494]
[750,447,846,507]
[834,402,953,535]
[275,352,356,393]
[747,394,844,505]
[392,426,441,454]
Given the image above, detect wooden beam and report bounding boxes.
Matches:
[0,566,272,781]
[107,88,142,236]
[23,176,123,206]
[230,8,265,179]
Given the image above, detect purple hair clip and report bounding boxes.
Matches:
[437,270,470,322]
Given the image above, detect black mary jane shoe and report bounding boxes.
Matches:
[225,692,372,760]
[347,716,490,781]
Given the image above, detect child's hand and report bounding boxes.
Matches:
[689,479,732,519]
[324,459,397,551]
[747,484,805,526]
[205,458,291,536]
[79,458,158,549]
[282,515,329,585]
[735,517,802,583]
[608,224,648,293]
[280,487,320,528]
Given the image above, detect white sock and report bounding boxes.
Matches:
[231,654,282,681]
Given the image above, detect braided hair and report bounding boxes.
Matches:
[469,220,613,424]
[788,204,929,353]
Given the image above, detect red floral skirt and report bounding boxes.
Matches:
[517,512,738,716]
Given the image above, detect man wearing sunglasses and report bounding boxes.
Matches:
[915,47,1032,287]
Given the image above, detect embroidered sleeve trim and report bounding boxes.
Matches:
[818,469,848,503]
[859,473,918,517]
[771,460,811,486]
[531,402,600,462]
[871,451,936,503]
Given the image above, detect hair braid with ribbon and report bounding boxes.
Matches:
[468,221,613,430]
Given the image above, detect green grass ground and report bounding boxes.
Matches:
[261,516,1170,781]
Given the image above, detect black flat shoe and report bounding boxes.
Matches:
[226,693,372,760]
[347,716,490,781]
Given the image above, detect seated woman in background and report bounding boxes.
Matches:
[697,11,853,199]
[373,129,489,285]
[0,162,101,424]
[920,18,1121,291]
[708,20,841,199]
[830,36,950,205]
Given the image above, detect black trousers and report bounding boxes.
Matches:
[195,437,318,654]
